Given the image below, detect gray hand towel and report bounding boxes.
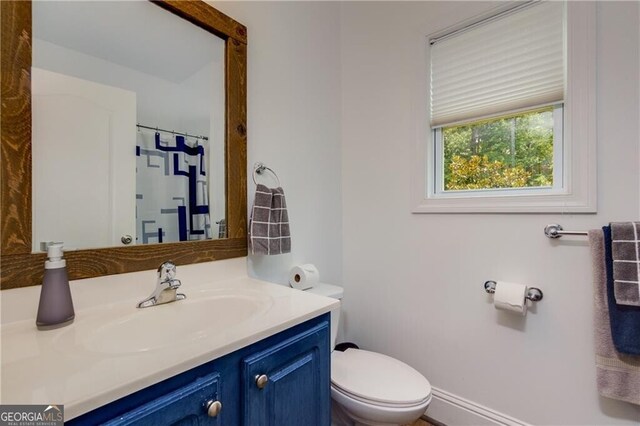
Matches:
[589,229,640,406]
[611,222,640,306]
[249,184,291,255]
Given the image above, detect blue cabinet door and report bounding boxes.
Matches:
[104,373,222,426]
[241,321,330,426]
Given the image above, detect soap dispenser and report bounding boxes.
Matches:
[36,243,75,328]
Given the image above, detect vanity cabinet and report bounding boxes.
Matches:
[67,314,330,426]
[242,322,330,426]
[102,373,222,426]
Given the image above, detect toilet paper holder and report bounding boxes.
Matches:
[484,281,543,302]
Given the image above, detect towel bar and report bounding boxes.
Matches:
[484,281,543,302]
[544,223,589,239]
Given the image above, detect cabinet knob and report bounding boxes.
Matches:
[255,374,269,389]
[121,235,133,245]
[206,400,222,417]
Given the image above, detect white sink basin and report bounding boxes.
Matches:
[54,290,273,355]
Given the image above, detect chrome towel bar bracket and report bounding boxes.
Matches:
[484,280,543,302]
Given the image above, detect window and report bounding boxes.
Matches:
[413,1,596,213]
[435,105,563,195]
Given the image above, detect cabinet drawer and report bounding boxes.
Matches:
[104,373,222,426]
[241,321,330,426]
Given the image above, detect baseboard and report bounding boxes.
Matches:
[425,387,531,426]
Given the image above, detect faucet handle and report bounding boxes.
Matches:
[157,261,177,280]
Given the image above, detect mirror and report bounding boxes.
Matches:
[0,0,247,290]
[32,1,226,250]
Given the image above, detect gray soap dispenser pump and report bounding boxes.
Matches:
[36,243,75,329]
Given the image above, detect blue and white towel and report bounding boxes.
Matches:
[248,184,291,255]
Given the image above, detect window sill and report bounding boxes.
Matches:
[412,191,597,214]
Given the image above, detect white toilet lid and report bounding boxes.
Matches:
[331,349,431,406]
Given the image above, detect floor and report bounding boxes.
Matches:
[409,419,434,426]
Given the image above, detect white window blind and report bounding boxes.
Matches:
[430,1,565,128]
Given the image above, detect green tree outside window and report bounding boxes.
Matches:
[442,108,555,191]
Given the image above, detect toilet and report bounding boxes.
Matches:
[307,284,432,426]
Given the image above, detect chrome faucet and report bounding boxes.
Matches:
[137,262,186,308]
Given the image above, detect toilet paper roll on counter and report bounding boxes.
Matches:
[493,281,528,316]
[289,264,320,290]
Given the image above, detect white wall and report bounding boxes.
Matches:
[33,39,222,142]
[212,1,343,286]
[341,1,640,425]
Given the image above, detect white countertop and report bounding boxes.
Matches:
[0,258,338,420]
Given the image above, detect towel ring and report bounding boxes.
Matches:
[252,162,281,187]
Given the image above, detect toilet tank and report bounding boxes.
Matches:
[306,283,343,350]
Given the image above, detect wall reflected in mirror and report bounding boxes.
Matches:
[31,1,226,251]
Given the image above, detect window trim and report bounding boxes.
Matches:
[412,1,596,214]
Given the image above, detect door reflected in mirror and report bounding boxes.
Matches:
[32,1,226,251]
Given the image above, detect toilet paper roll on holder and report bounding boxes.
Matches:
[484,281,543,302]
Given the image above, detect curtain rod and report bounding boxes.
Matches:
[136,124,209,141]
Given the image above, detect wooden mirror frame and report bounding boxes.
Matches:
[0,0,247,290]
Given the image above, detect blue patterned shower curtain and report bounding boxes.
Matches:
[136,131,212,244]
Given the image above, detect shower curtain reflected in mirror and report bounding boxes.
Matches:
[136,130,212,244]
